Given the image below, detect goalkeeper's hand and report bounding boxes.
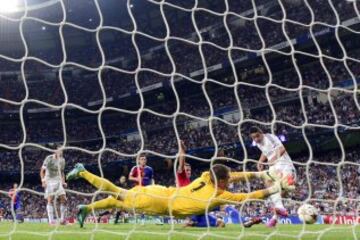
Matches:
[267,174,295,194]
[276,174,295,192]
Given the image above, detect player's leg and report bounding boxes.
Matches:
[67,163,127,200]
[114,211,121,224]
[77,196,125,228]
[46,195,55,225]
[266,168,296,228]
[59,194,67,225]
[14,202,24,223]
[97,210,111,223]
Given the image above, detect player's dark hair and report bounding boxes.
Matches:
[139,153,147,158]
[249,126,262,135]
[210,164,230,183]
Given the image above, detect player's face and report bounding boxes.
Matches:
[218,177,229,190]
[13,184,18,189]
[250,132,264,144]
[139,156,147,166]
[185,165,191,178]
[216,174,230,190]
[55,149,63,159]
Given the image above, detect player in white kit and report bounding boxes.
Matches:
[40,147,67,225]
[245,126,296,228]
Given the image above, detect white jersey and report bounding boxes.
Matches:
[42,154,65,182]
[256,133,294,171]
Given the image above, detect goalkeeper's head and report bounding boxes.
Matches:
[210,164,230,190]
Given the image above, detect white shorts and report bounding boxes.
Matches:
[269,165,297,182]
[45,180,66,199]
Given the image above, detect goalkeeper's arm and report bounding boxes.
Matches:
[229,171,270,183]
[216,186,280,204]
[216,179,294,204]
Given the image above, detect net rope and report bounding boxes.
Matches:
[0,0,359,239]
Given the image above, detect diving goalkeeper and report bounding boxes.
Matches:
[66,163,294,227]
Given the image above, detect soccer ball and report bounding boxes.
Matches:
[297,204,318,224]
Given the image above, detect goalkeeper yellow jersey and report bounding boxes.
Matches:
[121,171,266,217]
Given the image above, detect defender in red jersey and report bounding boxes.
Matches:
[176,141,191,187]
[176,141,225,228]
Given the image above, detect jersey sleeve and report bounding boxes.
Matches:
[129,166,137,177]
[216,189,267,204]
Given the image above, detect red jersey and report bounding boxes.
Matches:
[176,169,191,187]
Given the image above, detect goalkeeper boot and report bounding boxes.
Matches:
[66,163,86,181]
[76,205,89,228]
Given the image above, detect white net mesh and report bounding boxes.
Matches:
[0,0,359,239]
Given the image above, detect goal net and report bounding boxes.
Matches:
[0,0,359,239]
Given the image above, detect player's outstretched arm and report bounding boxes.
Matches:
[229,171,275,183]
[217,177,294,204]
[177,140,186,173]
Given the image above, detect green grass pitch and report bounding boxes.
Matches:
[0,223,358,240]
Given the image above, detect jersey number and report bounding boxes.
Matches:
[191,181,206,192]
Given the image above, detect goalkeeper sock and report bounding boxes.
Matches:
[86,196,122,211]
[46,204,54,223]
[60,204,67,222]
[79,171,125,198]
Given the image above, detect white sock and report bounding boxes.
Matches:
[270,192,285,220]
[60,204,66,222]
[47,204,54,223]
[269,192,285,210]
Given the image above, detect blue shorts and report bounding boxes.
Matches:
[13,202,21,211]
[191,214,217,227]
